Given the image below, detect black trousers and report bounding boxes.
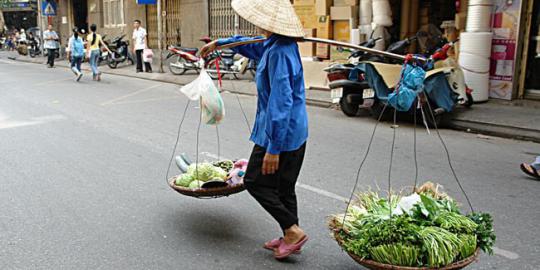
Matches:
[135,49,152,72]
[47,49,56,67]
[244,143,306,231]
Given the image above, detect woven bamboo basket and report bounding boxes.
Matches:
[332,230,480,270]
[168,176,245,198]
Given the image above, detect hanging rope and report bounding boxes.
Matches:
[422,95,475,213]
[387,108,397,216]
[413,102,419,192]
[341,102,389,228]
[165,100,192,184]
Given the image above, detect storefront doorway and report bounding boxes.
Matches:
[72,0,88,32]
[524,1,540,100]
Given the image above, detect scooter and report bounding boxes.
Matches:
[167,37,213,75]
[28,36,41,58]
[205,49,253,80]
[107,35,134,69]
[325,36,411,116]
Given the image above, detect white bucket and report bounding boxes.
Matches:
[372,0,393,27]
[459,52,490,74]
[459,32,493,58]
[463,69,490,102]
[359,0,373,26]
[466,0,493,32]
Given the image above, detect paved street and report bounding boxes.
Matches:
[1,59,539,269]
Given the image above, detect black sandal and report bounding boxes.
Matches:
[520,163,540,180]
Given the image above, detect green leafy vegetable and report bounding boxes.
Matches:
[417,226,461,267]
[370,243,420,267]
[458,234,477,259]
[175,174,193,187]
[467,212,496,255]
[433,211,478,234]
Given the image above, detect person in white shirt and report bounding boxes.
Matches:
[132,20,152,73]
[43,24,59,68]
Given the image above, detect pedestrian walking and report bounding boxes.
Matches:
[86,24,111,81]
[521,156,540,180]
[132,19,152,73]
[200,0,308,260]
[43,24,59,68]
[67,28,85,82]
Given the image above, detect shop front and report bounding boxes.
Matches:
[1,0,38,30]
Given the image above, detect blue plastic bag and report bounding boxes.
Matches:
[388,64,426,111]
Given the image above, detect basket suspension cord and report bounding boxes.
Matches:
[422,92,475,213]
[387,108,398,216]
[166,100,192,184]
[216,125,221,161]
[341,102,389,228]
[195,99,203,188]
[413,102,419,192]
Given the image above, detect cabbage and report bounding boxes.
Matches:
[188,180,205,189]
[212,167,228,180]
[187,163,215,181]
[175,174,193,187]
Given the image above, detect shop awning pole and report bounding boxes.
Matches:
[218,37,427,63]
[157,0,164,73]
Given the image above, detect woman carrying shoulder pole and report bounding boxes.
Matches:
[201,0,309,260]
[87,24,111,81]
[67,28,85,82]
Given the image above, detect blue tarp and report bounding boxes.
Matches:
[349,63,458,112]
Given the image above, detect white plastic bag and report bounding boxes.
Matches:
[143,49,153,63]
[180,67,225,125]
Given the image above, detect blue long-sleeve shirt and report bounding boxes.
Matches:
[217,34,308,154]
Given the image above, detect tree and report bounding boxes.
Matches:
[0,0,10,33]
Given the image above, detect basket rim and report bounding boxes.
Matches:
[168,176,246,198]
[332,230,480,270]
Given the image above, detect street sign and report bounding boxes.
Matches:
[137,0,157,4]
[42,0,57,16]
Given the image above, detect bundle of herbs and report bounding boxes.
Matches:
[330,182,495,268]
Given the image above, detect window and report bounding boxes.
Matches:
[103,0,125,28]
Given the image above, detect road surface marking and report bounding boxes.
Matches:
[33,78,73,86]
[101,84,163,106]
[0,114,67,130]
[492,247,519,260]
[110,96,182,106]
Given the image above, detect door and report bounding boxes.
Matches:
[524,0,540,99]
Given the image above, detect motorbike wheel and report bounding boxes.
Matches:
[339,96,360,117]
[128,55,135,65]
[107,55,118,69]
[29,49,36,58]
[464,93,474,108]
[169,57,187,75]
[207,59,225,80]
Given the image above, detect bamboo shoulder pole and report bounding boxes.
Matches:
[217,37,427,63]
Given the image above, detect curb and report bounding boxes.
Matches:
[4,55,538,142]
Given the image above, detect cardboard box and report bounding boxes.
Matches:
[316,43,331,59]
[294,0,315,5]
[455,12,467,30]
[332,20,351,42]
[299,28,317,57]
[330,6,359,21]
[315,0,332,15]
[333,0,359,6]
[294,4,318,28]
[315,15,333,38]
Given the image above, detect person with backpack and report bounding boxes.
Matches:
[86,24,111,81]
[67,28,85,82]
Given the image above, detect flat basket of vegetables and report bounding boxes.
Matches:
[329,182,495,270]
[169,157,248,198]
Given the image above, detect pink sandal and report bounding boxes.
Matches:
[274,235,309,260]
[264,238,301,253]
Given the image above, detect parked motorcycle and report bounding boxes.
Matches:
[167,37,213,75]
[28,35,41,58]
[205,49,254,80]
[326,36,471,126]
[107,35,134,69]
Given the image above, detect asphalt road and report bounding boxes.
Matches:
[0,58,539,270]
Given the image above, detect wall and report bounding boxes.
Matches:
[179,0,208,48]
[86,0,147,42]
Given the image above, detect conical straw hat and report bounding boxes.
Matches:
[231,0,305,38]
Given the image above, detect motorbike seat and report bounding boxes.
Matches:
[173,46,198,55]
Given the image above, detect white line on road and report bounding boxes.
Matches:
[492,247,520,260]
[100,84,164,106]
[33,78,73,86]
[0,114,67,130]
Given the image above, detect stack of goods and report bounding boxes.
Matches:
[174,156,249,189]
[330,0,360,60]
[293,0,334,59]
[459,0,494,102]
[329,182,495,269]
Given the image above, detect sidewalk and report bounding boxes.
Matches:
[2,51,539,143]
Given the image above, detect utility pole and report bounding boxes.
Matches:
[157,0,163,73]
[37,0,44,53]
